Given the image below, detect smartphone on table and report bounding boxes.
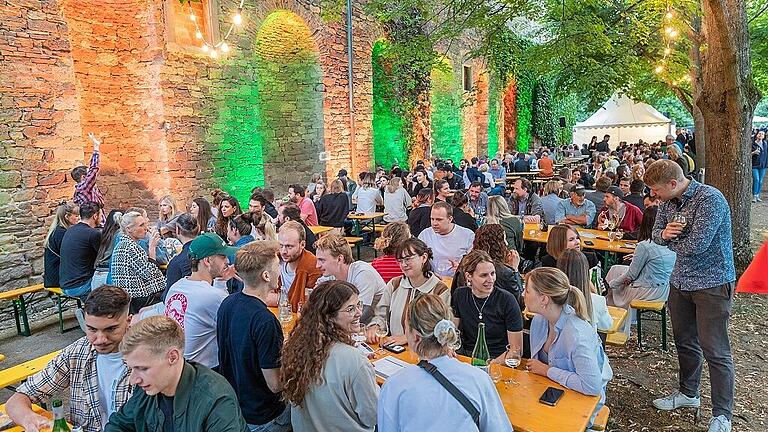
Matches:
[539,387,565,406]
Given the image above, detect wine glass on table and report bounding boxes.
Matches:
[374,322,389,355]
[503,345,521,386]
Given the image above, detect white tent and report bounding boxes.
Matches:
[753,115,768,123]
[572,93,675,147]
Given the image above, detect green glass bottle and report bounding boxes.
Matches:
[51,399,70,432]
[470,323,491,373]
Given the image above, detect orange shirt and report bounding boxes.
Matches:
[538,157,554,177]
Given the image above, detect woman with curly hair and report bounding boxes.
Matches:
[281,280,379,432]
[371,221,411,282]
[214,195,242,240]
[452,224,523,306]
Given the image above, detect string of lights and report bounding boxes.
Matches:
[654,4,690,86]
[186,0,245,58]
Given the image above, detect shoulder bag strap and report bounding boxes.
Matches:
[417,360,480,429]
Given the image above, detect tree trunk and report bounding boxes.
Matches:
[698,0,761,271]
[410,90,432,166]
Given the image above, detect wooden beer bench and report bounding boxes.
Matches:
[0,284,45,336]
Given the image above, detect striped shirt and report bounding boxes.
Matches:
[17,338,132,432]
[73,150,104,207]
[371,255,403,283]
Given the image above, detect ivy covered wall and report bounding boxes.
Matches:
[430,58,463,161]
[372,40,408,168]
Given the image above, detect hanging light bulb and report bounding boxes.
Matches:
[669,29,679,38]
[220,42,230,53]
[195,31,203,40]
[683,75,691,81]
[190,14,196,22]
[233,9,243,25]
[201,44,209,52]
[665,11,673,20]
[664,47,671,55]
[655,65,664,74]
[210,49,218,59]
[665,26,673,34]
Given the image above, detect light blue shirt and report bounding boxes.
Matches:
[622,240,676,289]
[540,193,561,225]
[530,304,612,419]
[489,166,507,180]
[554,198,596,227]
[378,355,513,432]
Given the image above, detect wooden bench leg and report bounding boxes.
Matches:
[56,294,65,333]
[12,296,31,336]
[636,309,644,351]
[661,306,668,351]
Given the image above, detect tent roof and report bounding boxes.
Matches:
[754,115,768,123]
[574,93,671,129]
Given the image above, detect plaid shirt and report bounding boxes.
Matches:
[111,234,166,298]
[73,150,104,207]
[16,337,132,432]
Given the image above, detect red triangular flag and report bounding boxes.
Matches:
[737,240,768,294]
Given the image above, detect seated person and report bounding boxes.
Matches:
[281,281,379,432]
[485,196,523,252]
[268,220,322,310]
[407,187,434,236]
[111,211,166,314]
[217,242,291,431]
[418,202,475,277]
[44,202,80,289]
[508,178,544,223]
[540,225,599,269]
[524,267,613,428]
[163,214,199,300]
[624,179,647,211]
[315,233,386,325]
[450,193,478,232]
[378,294,513,432]
[451,250,523,362]
[288,184,318,226]
[371,222,411,282]
[438,164,465,191]
[605,206,675,336]
[6,286,133,432]
[540,180,564,225]
[60,202,102,299]
[466,182,489,217]
[452,225,523,307]
[596,186,643,235]
[554,185,596,227]
[408,169,433,197]
[105,316,249,432]
[227,212,256,249]
[557,249,612,332]
[586,177,612,210]
[315,179,350,229]
[367,238,450,346]
[277,202,316,253]
[433,179,453,203]
[352,172,383,213]
[164,233,235,369]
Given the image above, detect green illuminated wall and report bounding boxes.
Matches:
[430,58,463,161]
[255,11,324,188]
[487,75,501,158]
[372,40,408,168]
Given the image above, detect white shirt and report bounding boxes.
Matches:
[353,187,383,214]
[378,355,513,432]
[96,352,128,429]
[280,260,297,296]
[319,261,386,307]
[383,188,412,222]
[418,225,475,277]
[164,277,228,368]
[591,293,613,332]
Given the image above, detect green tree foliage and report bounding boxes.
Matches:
[532,79,557,147]
[516,72,535,151]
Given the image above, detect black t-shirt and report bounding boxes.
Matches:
[216,292,285,425]
[59,222,101,289]
[452,207,477,232]
[44,226,66,288]
[407,205,432,236]
[541,251,599,269]
[451,286,523,358]
[158,394,175,432]
[163,242,192,300]
[316,192,349,228]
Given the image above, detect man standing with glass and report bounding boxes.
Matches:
[644,160,735,432]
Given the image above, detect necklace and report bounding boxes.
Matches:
[471,290,491,320]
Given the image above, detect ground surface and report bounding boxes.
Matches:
[1,205,767,430]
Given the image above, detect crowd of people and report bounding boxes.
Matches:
[11,129,737,432]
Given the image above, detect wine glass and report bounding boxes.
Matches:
[615,230,624,241]
[671,213,687,228]
[375,321,389,341]
[489,362,502,384]
[503,345,521,386]
[436,260,452,276]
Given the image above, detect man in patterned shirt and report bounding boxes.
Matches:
[645,160,736,432]
[72,133,105,224]
[5,285,133,432]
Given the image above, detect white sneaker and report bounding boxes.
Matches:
[753,196,758,203]
[652,391,701,410]
[758,195,764,202]
[708,415,732,432]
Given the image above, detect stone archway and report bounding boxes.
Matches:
[254,10,325,189]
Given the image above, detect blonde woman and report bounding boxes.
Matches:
[383,176,411,223]
[377,294,513,431]
[485,195,522,252]
[524,267,612,428]
[157,195,177,230]
[352,172,382,214]
[44,202,80,288]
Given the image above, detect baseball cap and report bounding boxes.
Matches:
[337,169,348,177]
[606,186,625,199]
[189,232,238,260]
[571,185,587,196]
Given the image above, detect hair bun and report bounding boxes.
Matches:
[432,319,460,350]
[113,211,124,225]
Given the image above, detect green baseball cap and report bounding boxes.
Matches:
[188,232,238,259]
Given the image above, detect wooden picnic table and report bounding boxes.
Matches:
[522,223,636,254]
[0,351,60,390]
[269,308,599,432]
[309,225,335,235]
[348,212,387,245]
[0,403,74,431]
